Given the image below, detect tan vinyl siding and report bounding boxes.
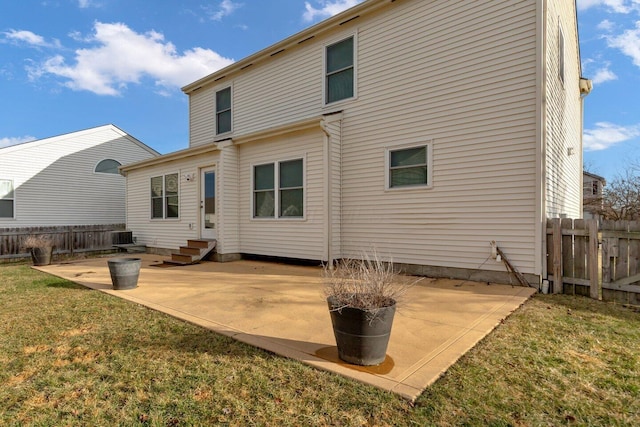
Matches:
[325,116,343,261]
[189,88,216,148]
[217,144,240,254]
[183,0,580,276]
[125,153,219,250]
[0,125,156,227]
[545,0,583,218]
[337,0,539,273]
[238,129,325,260]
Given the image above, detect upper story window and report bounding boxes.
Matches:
[216,87,232,135]
[95,159,122,174]
[583,180,600,197]
[558,23,565,84]
[386,144,432,189]
[326,36,355,104]
[0,179,14,218]
[151,173,179,219]
[253,158,304,219]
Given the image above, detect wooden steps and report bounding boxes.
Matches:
[165,239,217,265]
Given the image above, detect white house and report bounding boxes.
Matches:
[121,0,590,285]
[0,124,158,228]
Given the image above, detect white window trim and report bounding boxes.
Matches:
[0,178,15,219]
[250,155,307,221]
[322,31,358,107]
[215,85,233,136]
[150,173,181,220]
[384,140,433,191]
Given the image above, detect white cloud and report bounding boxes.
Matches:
[303,0,363,22]
[208,0,242,21]
[592,66,618,83]
[607,21,640,67]
[577,0,640,13]
[597,19,615,31]
[584,122,640,151]
[581,58,617,84]
[2,29,61,48]
[28,22,234,96]
[0,135,37,149]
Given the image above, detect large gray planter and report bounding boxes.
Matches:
[30,247,53,266]
[327,296,396,366]
[107,258,141,290]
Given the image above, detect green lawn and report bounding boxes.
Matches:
[1,264,639,426]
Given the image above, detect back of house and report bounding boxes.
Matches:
[122,0,586,285]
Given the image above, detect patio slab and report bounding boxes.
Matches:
[35,254,536,401]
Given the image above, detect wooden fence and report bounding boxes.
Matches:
[0,224,126,260]
[546,218,640,305]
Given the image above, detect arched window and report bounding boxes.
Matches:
[95,159,122,174]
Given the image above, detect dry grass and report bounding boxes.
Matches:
[1,263,639,426]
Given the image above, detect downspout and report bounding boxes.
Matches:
[537,0,549,282]
[320,118,332,266]
[579,77,593,217]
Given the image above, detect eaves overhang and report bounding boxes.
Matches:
[182,0,393,94]
[119,144,220,176]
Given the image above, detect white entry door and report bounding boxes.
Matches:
[200,167,216,239]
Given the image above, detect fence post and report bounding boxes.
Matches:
[588,219,601,300]
[552,218,563,293]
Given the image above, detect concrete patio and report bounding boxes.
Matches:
[35,254,536,401]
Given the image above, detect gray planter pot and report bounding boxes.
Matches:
[107,258,141,290]
[30,247,53,266]
[327,296,396,366]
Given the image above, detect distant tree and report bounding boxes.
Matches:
[586,171,640,220]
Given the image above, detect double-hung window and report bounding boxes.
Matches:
[0,179,14,218]
[216,87,232,135]
[253,164,275,218]
[151,173,179,219]
[326,36,355,104]
[387,145,430,189]
[253,159,304,218]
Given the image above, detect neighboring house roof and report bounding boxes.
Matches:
[0,124,160,157]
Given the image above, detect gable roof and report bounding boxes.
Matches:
[583,171,606,185]
[0,124,160,156]
[182,0,390,94]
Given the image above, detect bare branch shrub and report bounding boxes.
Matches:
[21,235,53,250]
[324,251,421,312]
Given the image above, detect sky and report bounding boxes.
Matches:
[0,0,639,183]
